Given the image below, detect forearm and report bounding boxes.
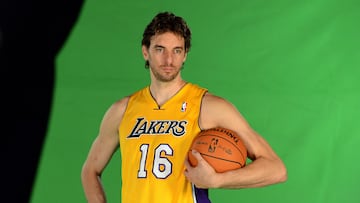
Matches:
[216,157,287,189]
[82,173,107,203]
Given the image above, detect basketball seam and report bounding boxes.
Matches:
[199,153,245,167]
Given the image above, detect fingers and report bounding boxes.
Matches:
[184,155,191,169]
[184,150,215,189]
[192,150,207,167]
[184,149,207,174]
[191,149,202,161]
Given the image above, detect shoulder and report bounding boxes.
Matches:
[200,93,241,129]
[102,96,130,124]
[186,82,208,93]
[113,96,130,109]
[108,96,130,116]
[202,92,234,109]
[110,86,149,115]
[98,96,131,136]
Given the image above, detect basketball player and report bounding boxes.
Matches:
[81,11,287,203]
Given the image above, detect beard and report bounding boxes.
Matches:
[150,65,182,82]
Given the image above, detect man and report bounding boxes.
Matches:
[81,11,287,203]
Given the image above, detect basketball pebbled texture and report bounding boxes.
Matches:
[188,127,247,173]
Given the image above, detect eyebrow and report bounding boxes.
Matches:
[154,45,164,49]
[153,45,184,50]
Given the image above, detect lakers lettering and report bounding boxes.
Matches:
[127,117,188,138]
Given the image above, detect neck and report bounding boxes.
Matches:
[149,79,187,107]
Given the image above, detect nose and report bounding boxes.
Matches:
[164,50,173,65]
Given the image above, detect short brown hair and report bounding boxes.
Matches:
[142,11,192,53]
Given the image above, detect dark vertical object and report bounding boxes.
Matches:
[0,0,84,202]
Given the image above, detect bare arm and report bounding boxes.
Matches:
[184,93,287,189]
[81,97,129,202]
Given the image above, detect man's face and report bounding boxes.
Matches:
[142,32,187,82]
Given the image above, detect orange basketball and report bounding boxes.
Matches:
[188,127,247,173]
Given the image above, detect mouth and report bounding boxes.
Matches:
[162,66,174,73]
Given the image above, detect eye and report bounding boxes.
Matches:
[174,49,182,54]
[155,47,164,52]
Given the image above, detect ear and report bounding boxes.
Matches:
[183,52,187,63]
[142,45,149,60]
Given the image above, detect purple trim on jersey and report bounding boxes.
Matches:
[194,186,211,203]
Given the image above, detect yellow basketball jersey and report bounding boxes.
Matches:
[119,83,210,203]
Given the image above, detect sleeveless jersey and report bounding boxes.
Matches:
[119,83,210,203]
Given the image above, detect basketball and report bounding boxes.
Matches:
[188,127,247,173]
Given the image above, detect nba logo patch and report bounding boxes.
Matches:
[181,101,187,112]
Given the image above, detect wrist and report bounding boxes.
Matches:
[212,173,224,188]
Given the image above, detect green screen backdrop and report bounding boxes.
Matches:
[31,0,360,202]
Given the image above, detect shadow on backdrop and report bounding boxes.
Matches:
[0,0,84,202]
